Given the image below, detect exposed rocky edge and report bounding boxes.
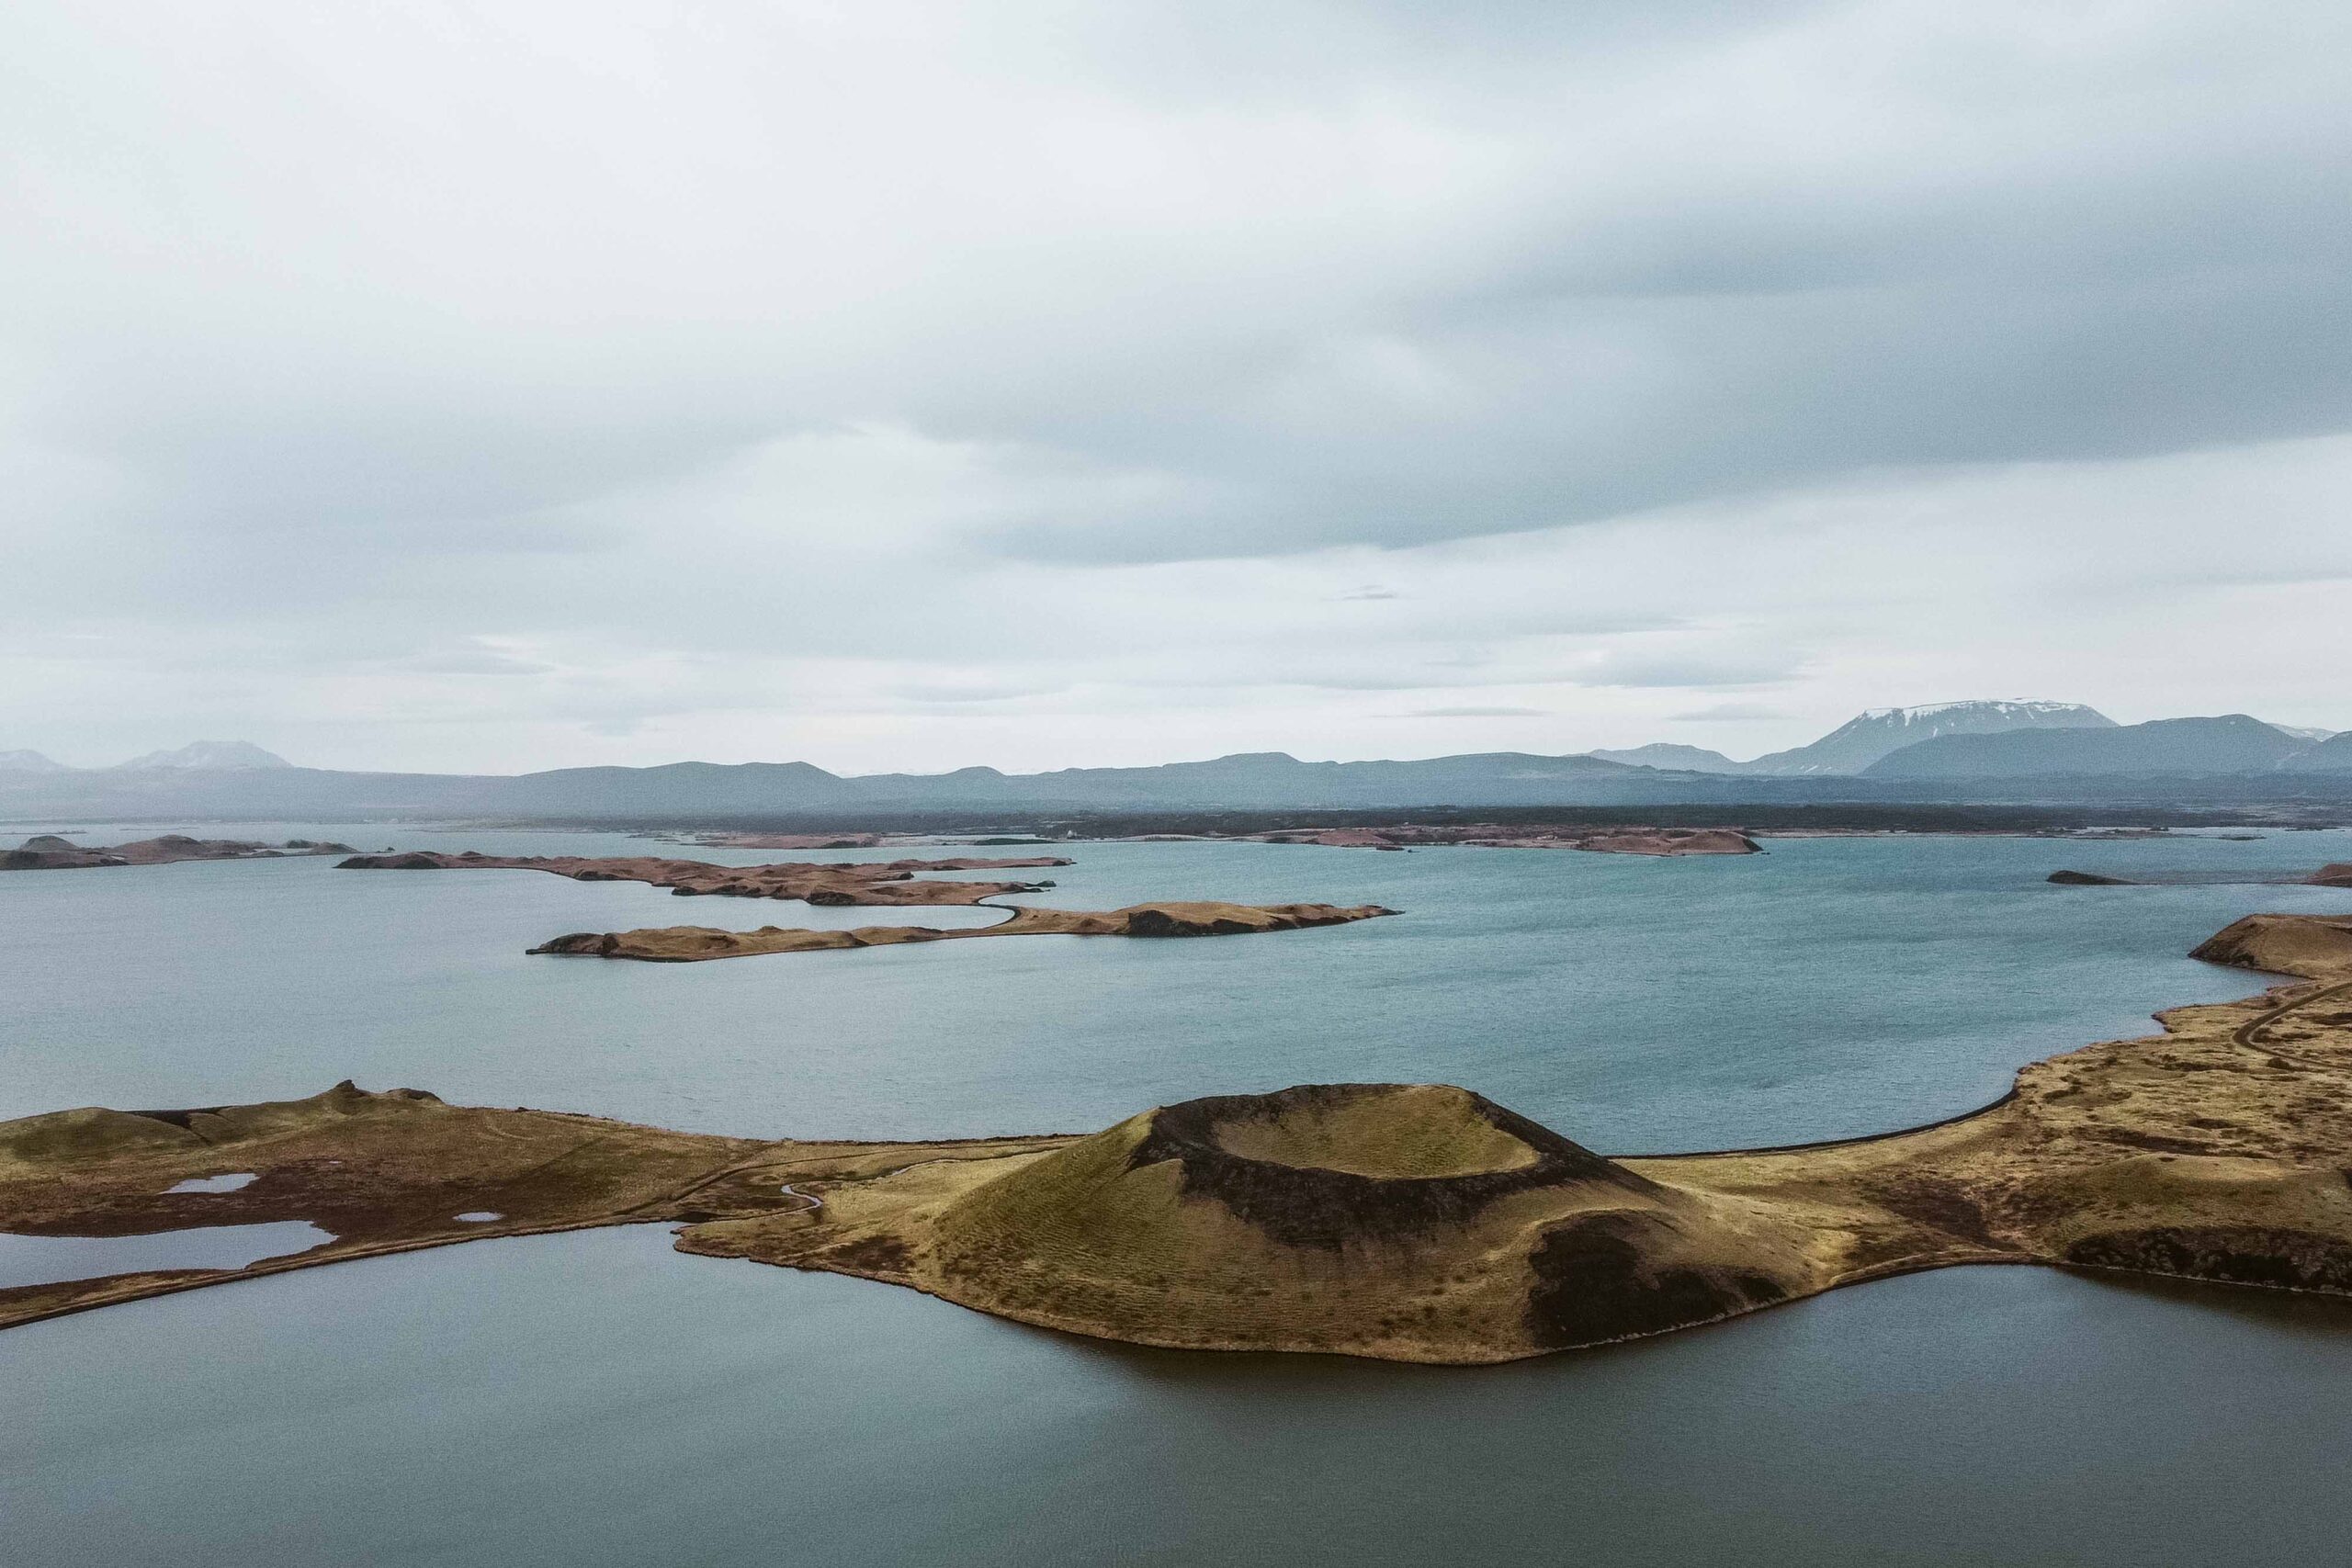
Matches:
[2,834,355,871]
[2189,912,2352,977]
[16,911,2352,1359]
[2049,869,2138,886]
[335,850,1070,906]
[2311,863,2352,887]
[1238,824,1761,855]
[526,901,1397,962]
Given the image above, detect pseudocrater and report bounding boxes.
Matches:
[1204,1084,1543,1179]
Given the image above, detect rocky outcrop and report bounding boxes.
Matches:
[2049,869,2137,886]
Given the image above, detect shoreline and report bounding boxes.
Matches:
[6,912,2351,1358]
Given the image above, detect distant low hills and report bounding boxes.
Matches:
[2272,730,2352,773]
[3,703,2346,821]
[1583,743,1747,773]
[112,740,292,771]
[0,740,293,773]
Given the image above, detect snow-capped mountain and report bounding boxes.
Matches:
[112,740,294,772]
[1741,701,2116,776]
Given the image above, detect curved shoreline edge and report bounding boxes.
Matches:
[5,911,2351,1361]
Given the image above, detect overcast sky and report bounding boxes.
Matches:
[5,1,2347,773]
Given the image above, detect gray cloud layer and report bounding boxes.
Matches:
[4,2,2347,770]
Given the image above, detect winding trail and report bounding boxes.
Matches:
[2232,979,2352,1072]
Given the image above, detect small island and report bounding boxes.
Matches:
[3,835,355,871]
[335,849,1071,905]
[338,850,1396,964]
[7,911,2351,1358]
[1192,824,1762,855]
[527,901,1396,961]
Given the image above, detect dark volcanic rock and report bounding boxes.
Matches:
[1525,1211,1786,1349]
[2065,1226,2352,1292]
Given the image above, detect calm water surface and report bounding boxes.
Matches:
[6,1227,2352,1568]
[6,822,2350,1148]
[6,824,2352,1564]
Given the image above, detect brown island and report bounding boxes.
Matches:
[527,902,1396,961]
[3,834,355,871]
[337,849,1396,964]
[335,849,1072,905]
[7,910,2352,1359]
[1179,824,1761,855]
[2049,863,2352,888]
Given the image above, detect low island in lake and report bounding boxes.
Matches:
[7,911,2352,1359]
[3,834,355,871]
[335,849,1072,904]
[1167,823,1762,855]
[336,849,1396,963]
[526,901,1396,961]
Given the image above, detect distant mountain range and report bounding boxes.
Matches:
[1583,743,1755,774]
[1,703,2344,820]
[1582,702,2337,781]
[1860,715,2311,779]
[0,740,293,773]
[1738,700,2117,774]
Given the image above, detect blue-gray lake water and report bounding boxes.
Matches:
[6,823,2352,1564]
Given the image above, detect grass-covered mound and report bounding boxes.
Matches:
[697,1083,1813,1361]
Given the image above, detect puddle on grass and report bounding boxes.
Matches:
[0,1223,334,1292]
[164,1174,257,1194]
